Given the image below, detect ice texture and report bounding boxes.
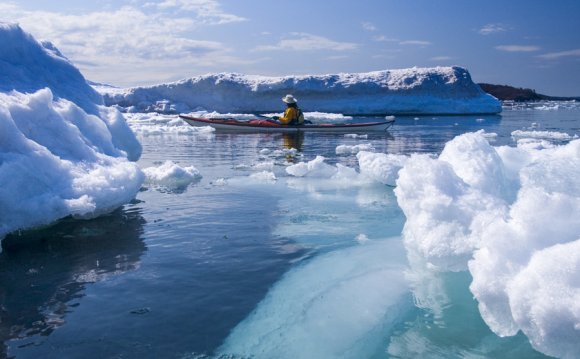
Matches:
[0,23,143,240]
[143,160,201,190]
[394,132,580,358]
[97,67,502,115]
[219,239,411,359]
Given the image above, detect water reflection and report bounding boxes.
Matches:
[387,114,504,153]
[0,206,146,357]
[281,132,304,152]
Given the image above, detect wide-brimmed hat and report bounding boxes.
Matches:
[282,94,297,104]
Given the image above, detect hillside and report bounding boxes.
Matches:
[479,83,580,102]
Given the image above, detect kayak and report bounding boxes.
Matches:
[179,115,395,133]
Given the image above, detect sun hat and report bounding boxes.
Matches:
[282,94,297,104]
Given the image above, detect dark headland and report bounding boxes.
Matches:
[478,83,580,102]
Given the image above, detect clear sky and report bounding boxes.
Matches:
[2,0,579,95]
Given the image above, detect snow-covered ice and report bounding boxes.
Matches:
[0,23,143,241]
[96,67,502,115]
[335,143,374,155]
[143,160,202,191]
[511,129,578,141]
[393,132,580,358]
[241,130,579,358]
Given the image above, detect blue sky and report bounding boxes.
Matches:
[2,0,579,95]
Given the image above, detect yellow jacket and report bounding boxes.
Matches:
[279,107,304,125]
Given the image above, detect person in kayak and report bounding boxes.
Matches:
[272,94,305,125]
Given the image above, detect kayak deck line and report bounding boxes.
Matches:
[178,115,395,133]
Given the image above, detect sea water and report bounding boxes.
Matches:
[1,102,578,358]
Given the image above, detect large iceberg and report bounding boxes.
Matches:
[97,67,501,115]
[0,23,143,242]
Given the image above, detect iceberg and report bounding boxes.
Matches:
[394,132,580,358]
[0,23,143,242]
[97,67,502,115]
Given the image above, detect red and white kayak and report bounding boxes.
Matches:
[179,115,395,133]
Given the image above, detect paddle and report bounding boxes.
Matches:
[256,114,280,122]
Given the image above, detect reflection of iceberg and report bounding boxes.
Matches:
[219,238,412,359]
[387,272,544,359]
[386,115,503,153]
[0,207,146,356]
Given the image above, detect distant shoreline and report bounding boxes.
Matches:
[478,83,580,102]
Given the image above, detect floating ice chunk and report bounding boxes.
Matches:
[248,171,277,182]
[336,143,374,155]
[355,233,370,244]
[344,133,368,139]
[286,156,337,178]
[511,130,577,141]
[143,160,201,190]
[212,178,228,186]
[357,151,408,186]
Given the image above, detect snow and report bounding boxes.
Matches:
[143,161,202,191]
[0,23,143,241]
[96,67,501,115]
[393,132,580,358]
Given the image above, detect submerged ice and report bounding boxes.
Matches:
[219,237,411,359]
[218,129,579,358]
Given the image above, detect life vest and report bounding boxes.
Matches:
[288,108,304,125]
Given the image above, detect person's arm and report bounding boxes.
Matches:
[278,108,297,125]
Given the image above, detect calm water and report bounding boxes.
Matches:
[1,103,578,358]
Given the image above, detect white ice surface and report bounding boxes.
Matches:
[0,23,143,240]
[143,160,201,191]
[97,67,501,115]
[394,132,580,358]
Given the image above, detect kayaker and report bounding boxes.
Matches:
[272,94,305,125]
